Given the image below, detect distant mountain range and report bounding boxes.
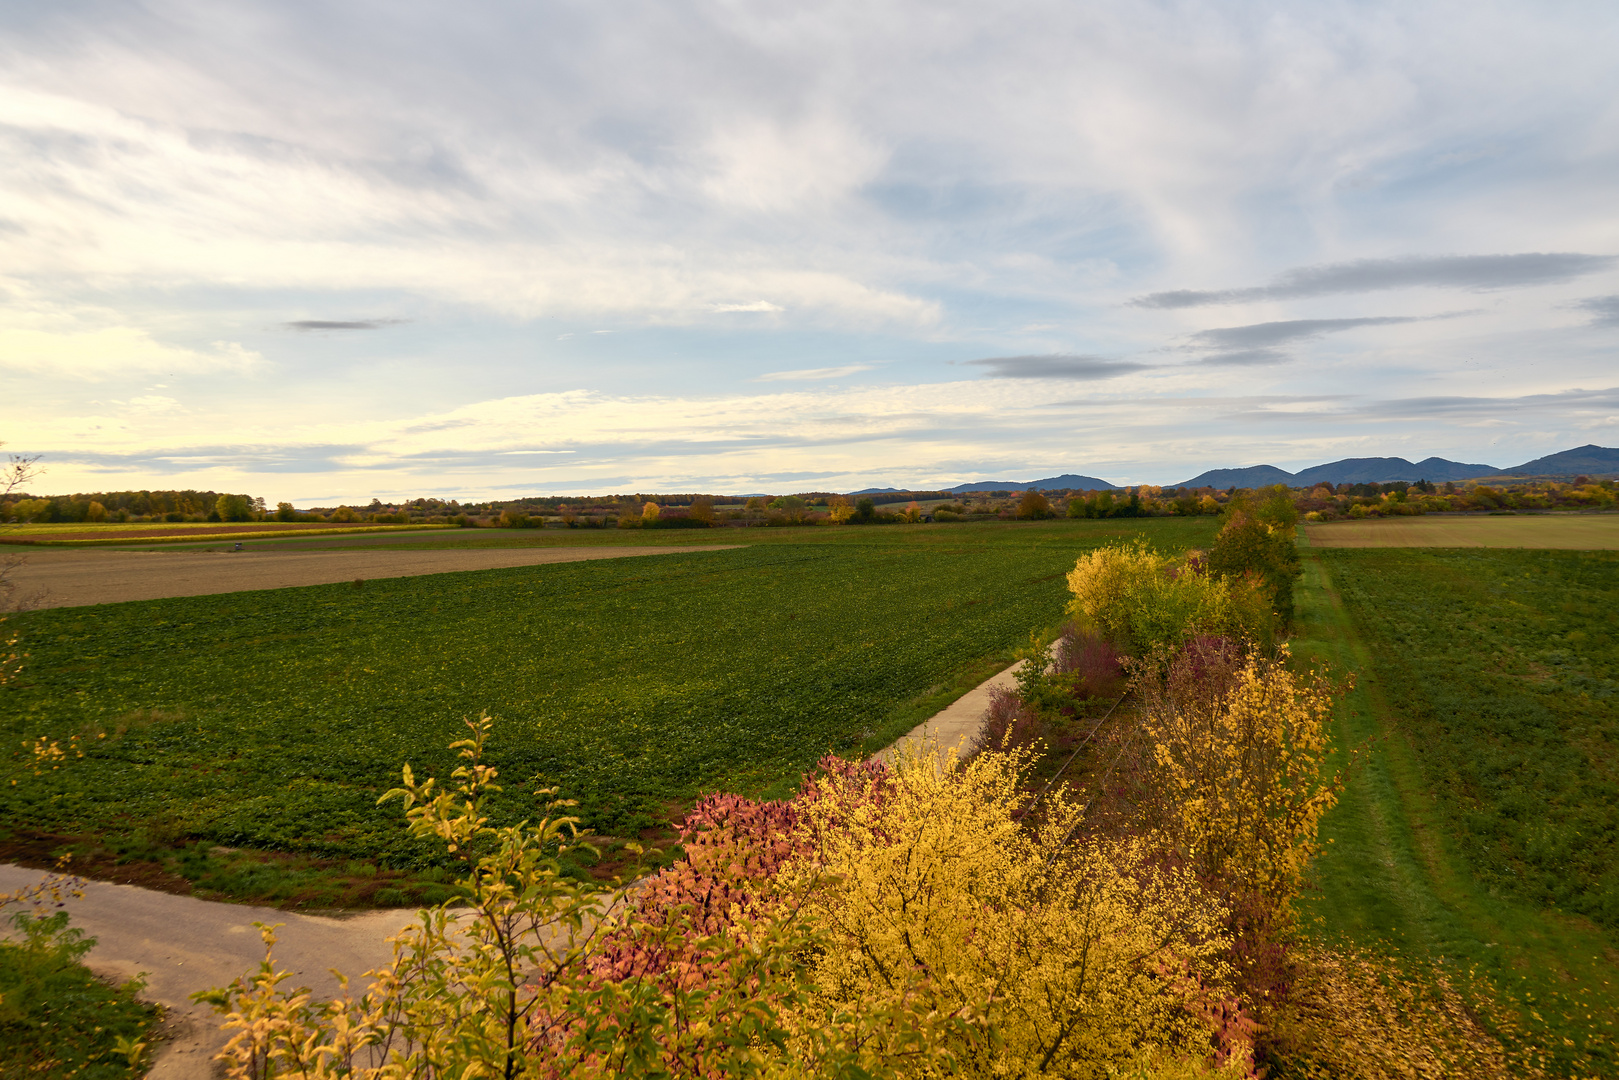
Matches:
[1179,456,1499,489]
[1175,444,1619,489]
[943,473,1119,493]
[845,444,1618,496]
[850,473,1119,495]
[1497,444,1619,478]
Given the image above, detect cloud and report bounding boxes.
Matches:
[968,354,1151,380]
[1197,349,1291,366]
[284,319,403,331]
[1134,254,1616,308]
[1575,295,1619,327]
[4,1,1619,499]
[125,394,183,413]
[0,326,261,380]
[1187,316,1429,350]
[754,364,871,382]
[711,301,785,313]
[18,377,1616,501]
[1354,385,1619,419]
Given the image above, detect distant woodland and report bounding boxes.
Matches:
[2,475,1614,528]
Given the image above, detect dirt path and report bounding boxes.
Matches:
[5,544,743,609]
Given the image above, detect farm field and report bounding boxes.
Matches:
[0,518,1217,906]
[0,520,449,545]
[1304,512,1619,548]
[7,543,743,609]
[1294,543,1619,1074]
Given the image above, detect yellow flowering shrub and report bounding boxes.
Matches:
[201,728,1258,1079]
[1065,540,1266,656]
[785,746,1247,1080]
[1130,642,1346,923]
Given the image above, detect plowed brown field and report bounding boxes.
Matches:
[1303,513,1619,548]
[0,522,442,544]
[4,544,743,609]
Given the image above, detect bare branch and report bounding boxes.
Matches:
[1,443,42,501]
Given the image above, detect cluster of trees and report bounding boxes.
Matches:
[1063,492,1299,653]
[1,489,265,524]
[1294,476,1617,519]
[12,473,1605,532]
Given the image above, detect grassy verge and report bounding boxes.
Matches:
[1291,544,1618,1075]
[1,518,1218,906]
[0,910,159,1078]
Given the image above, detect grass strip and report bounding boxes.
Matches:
[1293,546,1618,1075]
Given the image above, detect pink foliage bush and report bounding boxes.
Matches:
[588,755,891,983]
[1054,624,1126,698]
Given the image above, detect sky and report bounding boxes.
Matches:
[3,0,1617,503]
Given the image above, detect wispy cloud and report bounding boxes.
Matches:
[1134,254,1615,308]
[1575,295,1619,327]
[1196,349,1291,366]
[0,326,261,380]
[968,354,1151,380]
[3,2,1617,499]
[754,364,870,382]
[1186,316,1430,349]
[284,319,405,331]
[711,301,784,313]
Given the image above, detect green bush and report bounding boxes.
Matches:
[1065,540,1273,656]
[0,911,156,1078]
[1206,486,1301,628]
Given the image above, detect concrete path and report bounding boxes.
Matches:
[4,544,742,610]
[874,659,1025,771]
[0,863,417,1079]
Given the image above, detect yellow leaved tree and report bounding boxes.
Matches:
[1066,540,1271,657]
[785,746,1246,1079]
[1130,642,1346,919]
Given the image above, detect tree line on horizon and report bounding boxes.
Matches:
[2,474,1615,528]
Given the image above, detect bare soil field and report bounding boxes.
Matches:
[1304,513,1619,548]
[0,521,445,545]
[4,544,742,609]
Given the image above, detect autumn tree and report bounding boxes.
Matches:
[1206,486,1302,627]
[215,494,253,521]
[1017,489,1053,519]
[1066,540,1274,656]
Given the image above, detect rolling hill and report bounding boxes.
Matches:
[1174,446,1615,488]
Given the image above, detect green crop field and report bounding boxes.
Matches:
[0,518,1216,905]
[1294,544,1619,1074]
